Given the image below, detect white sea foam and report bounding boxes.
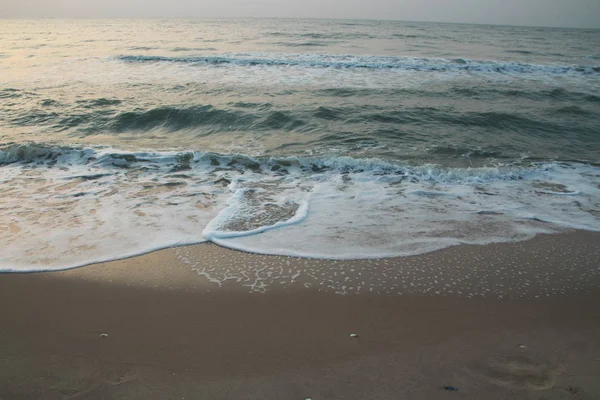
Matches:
[118,53,600,76]
[1,145,599,271]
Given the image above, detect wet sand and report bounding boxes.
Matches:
[1,232,600,399]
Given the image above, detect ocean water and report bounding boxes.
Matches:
[1,18,599,271]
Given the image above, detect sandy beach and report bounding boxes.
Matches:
[1,231,600,399]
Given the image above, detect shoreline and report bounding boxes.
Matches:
[47,230,600,298]
[1,231,600,399]
[5,226,599,277]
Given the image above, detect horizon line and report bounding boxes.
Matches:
[1,15,599,30]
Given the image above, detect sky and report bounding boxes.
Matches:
[1,0,599,29]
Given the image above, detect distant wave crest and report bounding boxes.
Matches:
[117,53,600,75]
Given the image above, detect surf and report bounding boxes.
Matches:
[1,144,599,271]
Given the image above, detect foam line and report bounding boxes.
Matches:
[0,239,208,273]
[117,53,600,76]
[204,199,309,240]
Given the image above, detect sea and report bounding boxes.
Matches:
[1,18,599,271]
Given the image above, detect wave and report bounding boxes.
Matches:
[6,101,598,165]
[391,34,422,39]
[170,47,218,52]
[505,50,535,55]
[348,109,543,129]
[551,105,593,116]
[299,32,376,39]
[11,96,599,136]
[109,105,254,132]
[313,86,600,104]
[0,88,22,99]
[75,98,122,108]
[106,106,305,133]
[1,143,599,271]
[0,144,585,194]
[6,103,312,134]
[117,53,600,75]
[267,32,376,40]
[0,143,527,180]
[0,144,596,195]
[127,46,157,51]
[273,41,329,47]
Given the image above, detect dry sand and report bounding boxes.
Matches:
[1,231,600,399]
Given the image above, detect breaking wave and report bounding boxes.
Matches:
[117,53,600,75]
[1,143,599,271]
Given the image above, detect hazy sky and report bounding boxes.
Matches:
[2,0,599,29]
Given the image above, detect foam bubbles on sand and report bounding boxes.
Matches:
[176,232,600,298]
